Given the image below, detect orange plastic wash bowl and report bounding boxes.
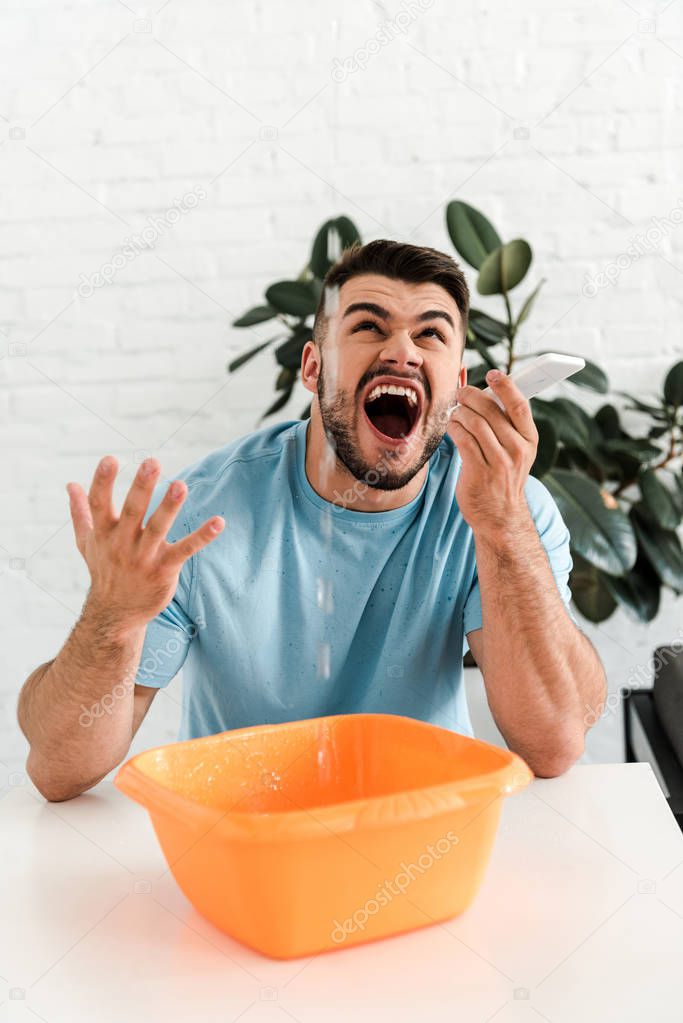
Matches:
[114,713,532,959]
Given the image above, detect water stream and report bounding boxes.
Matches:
[314,265,341,788]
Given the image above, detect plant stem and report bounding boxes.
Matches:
[611,430,681,499]
[652,430,680,473]
[503,291,516,373]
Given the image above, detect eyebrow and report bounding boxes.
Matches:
[342,301,455,331]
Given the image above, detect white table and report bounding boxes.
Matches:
[1,763,682,1023]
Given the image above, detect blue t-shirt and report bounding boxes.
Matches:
[136,419,576,741]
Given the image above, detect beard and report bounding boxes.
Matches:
[316,356,456,492]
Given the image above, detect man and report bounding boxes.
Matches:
[17,240,607,802]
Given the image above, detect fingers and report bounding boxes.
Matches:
[117,458,160,537]
[66,482,94,553]
[141,479,188,549]
[456,384,517,445]
[455,381,538,457]
[163,515,225,567]
[483,373,538,443]
[449,407,497,465]
[448,415,487,465]
[88,456,118,532]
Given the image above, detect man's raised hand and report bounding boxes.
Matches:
[66,455,224,631]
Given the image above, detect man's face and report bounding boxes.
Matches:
[304,274,466,491]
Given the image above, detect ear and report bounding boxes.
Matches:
[301,340,321,396]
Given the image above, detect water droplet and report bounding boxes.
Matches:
[316,576,334,613]
[317,643,331,679]
[321,508,333,541]
[261,770,281,793]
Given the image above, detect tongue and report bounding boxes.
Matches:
[371,412,409,439]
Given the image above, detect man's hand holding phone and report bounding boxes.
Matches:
[447,369,538,540]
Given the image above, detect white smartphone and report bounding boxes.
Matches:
[478,352,585,410]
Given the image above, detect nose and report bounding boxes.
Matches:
[378,328,424,371]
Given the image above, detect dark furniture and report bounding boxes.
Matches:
[623,643,683,830]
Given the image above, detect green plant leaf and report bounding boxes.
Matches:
[556,397,604,444]
[445,201,502,270]
[516,278,546,327]
[600,438,662,464]
[260,386,294,421]
[664,360,683,407]
[310,223,332,279]
[557,448,602,476]
[275,324,311,369]
[477,239,533,296]
[464,362,491,388]
[545,411,617,475]
[569,551,617,622]
[227,336,280,372]
[533,397,603,453]
[468,337,500,368]
[639,468,682,529]
[613,390,671,419]
[599,448,641,484]
[310,216,362,278]
[631,505,683,592]
[544,468,637,574]
[602,554,661,623]
[468,309,509,344]
[675,469,683,500]
[567,360,609,394]
[275,366,295,391]
[531,416,557,478]
[309,276,323,303]
[232,304,278,327]
[335,215,362,249]
[594,404,621,440]
[554,449,573,469]
[531,397,583,445]
[265,280,318,318]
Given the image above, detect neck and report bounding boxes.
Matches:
[304,413,428,513]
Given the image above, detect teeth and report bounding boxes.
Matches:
[366,383,419,406]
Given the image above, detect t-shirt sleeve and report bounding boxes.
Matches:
[134,482,198,689]
[463,474,578,652]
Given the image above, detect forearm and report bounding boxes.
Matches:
[474,512,607,775]
[17,598,146,801]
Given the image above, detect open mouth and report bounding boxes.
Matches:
[362,383,421,443]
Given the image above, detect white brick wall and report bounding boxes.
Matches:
[1,0,682,773]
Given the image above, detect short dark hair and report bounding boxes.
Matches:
[313,239,469,350]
